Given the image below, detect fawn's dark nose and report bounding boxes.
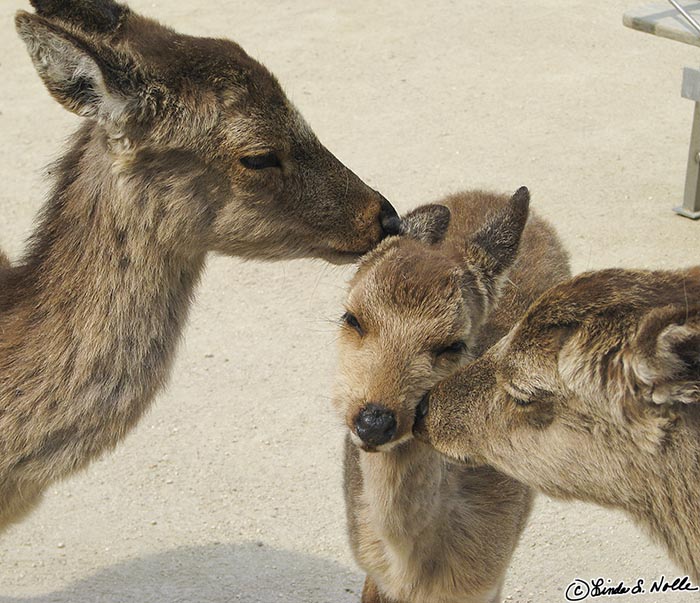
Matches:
[355,403,397,447]
[378,194,401,237]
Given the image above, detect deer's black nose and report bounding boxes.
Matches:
[355,403,397,447]
[378,194,401,237]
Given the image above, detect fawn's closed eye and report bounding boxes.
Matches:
[240,152,282,170]
[434,341,467,357]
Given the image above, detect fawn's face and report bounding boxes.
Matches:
[15,0,398,262]
[334,189,530,452]
[417,269,700,504]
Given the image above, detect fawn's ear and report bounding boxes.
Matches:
[399,204,451,244]
[631,305,700,405]
[29,0,128,34]
[466,186,530,278]
[16,11,143,122]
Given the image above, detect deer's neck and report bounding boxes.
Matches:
[630,417,700,581]
[356,440,522,603]
[1,125,206,475]
[359,440,448,545]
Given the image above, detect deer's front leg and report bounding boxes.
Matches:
[0,478,46,533]
[361,575,405,603]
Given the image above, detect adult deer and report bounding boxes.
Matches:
[0,0,398,531]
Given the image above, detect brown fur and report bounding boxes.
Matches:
[0,0,398,532]
[335,189,571,602]
[417,266,700,579]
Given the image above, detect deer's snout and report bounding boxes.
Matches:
[355,403,397,447]
[378,194,401,238]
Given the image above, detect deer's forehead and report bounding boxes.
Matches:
[349,251,464,320]
[503,324,616,407]
[123,21,266,84]
[120,22,289,115]
[218,94,310,152]
[495,326,565,392]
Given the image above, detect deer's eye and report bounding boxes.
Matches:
[434,340,467,357]
[506,385,539,407]
[512,395,532,407]
[240,152,282,170]
[342,312,364,336]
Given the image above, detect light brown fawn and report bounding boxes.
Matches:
[0,0,399,531]
[417,267,700,580]
[334,188,571,603]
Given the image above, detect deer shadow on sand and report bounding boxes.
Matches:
[0,542,362,603]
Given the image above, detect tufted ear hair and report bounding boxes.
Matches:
[630,305,700,405]
[465,186,530,279]
[16,11,151,125]
[399,204,451,244]
[29,0,129,35]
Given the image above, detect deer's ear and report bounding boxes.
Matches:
[631,305,700,405]
[29,0,128,34]
[15,11,141,122]
[466,186,530,278]
[399,204,451,244]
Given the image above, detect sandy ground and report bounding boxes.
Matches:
[1,1,699,602]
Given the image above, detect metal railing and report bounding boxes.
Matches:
[668,0,700,37]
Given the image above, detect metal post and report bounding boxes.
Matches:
[678,67,700,218]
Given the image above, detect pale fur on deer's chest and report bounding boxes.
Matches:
[351,445,502,603]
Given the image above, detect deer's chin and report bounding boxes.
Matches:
[414,428,485,467]
[317,238,395,264]
[314,247,362,265]
[311,235,389,264]
[349,431,414,453]
[214,237,366,264]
